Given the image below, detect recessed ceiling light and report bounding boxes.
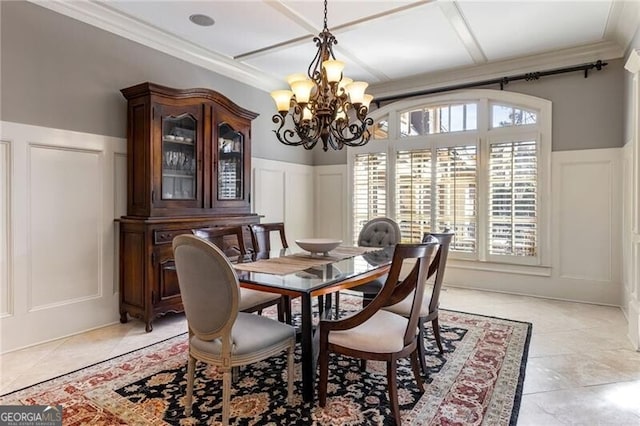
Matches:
[189,14,215,27]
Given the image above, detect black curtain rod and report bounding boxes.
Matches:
[373,60,608,107]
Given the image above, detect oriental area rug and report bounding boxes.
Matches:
[1,298,531,425]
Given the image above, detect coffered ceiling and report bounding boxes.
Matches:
[34,0,639,95]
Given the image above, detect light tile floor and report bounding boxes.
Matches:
[1,287,639,425]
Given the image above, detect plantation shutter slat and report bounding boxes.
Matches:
[488,140,537,257]
[395,150,431,242]
[435,145,477,253]
[353,153,387,243]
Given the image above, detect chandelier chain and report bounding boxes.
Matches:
[323,0,328,31]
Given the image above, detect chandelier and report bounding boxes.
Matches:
[270,0,374,151]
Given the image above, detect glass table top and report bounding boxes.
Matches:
[236,247,394,294]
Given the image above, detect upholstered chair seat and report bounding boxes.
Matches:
[328,310,409,353]
[190,312,295,360]
[384,290,432,317]
[239,288,281,311]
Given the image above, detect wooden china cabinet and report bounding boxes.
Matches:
[118,82,259,331]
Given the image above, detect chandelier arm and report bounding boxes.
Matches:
[329,116,373,146]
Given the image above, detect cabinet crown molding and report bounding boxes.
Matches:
[121,82,259,121]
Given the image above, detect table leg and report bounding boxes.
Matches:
[300,293,315,402]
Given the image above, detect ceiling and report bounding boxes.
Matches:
[38,1,639,95]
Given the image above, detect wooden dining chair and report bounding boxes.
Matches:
[318,241,439,425]
[249,222,289,254]
[383,230,454,375]
[192,226,285,322]
[249,222,336,322]
[173,235,296,425]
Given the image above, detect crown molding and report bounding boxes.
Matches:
[604,0,640,52]
[626,49,640,74]
[30,0,281,92]
[370,40,625,99]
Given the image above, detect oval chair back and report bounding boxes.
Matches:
[173,235,239,342]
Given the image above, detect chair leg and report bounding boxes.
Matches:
[287,342,294,404]
[323,294,333,318]
[318,337,329,407]
[185,354,195,417]
[386,359,401,426]
[284,295,292,324]
[277,297,285,323]
[360,359,367,372]
[432,317,444,354]
[410,349,425,393]
[222,367,232,426]
[417,318,427,375]
[317,295,324,317]
[334,292,340,318]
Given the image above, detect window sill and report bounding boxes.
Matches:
[447,258,551,277]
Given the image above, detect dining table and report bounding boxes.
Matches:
[233,245,393,403]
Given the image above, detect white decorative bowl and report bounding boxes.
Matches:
[295,238,342,255]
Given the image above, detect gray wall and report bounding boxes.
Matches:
[625,27,640,144]
[0,1,314,165]
[1,2,628,167]
[314,58,626,166]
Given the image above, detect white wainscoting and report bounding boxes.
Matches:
[314,165,348,242]
[0,141,11,318]
[0,122,126,353]
[252,158,315,248]
[314,149,623,305]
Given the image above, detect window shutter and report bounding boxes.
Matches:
[353,152,387,243]
[395,149,432,242]
[435,145,477,253]
[488,140,537,256]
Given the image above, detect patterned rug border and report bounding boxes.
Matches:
[1,308,533,425]
[440,309,533,426]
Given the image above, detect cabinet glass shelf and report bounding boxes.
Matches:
[162,114,197,200]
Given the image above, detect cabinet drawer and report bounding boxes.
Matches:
[154,229,191,245]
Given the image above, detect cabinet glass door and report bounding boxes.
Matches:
[162,114,197,200]
[218,123,244,200]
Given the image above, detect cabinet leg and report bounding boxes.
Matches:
[120,311,128,324]
[145,321,153,332]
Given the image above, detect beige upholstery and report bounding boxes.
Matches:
[173,235,296,425]
[239,287,280,311]
[328,310,409,353]
[385,290,430,316]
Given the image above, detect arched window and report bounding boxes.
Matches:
[348,89,551,266]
